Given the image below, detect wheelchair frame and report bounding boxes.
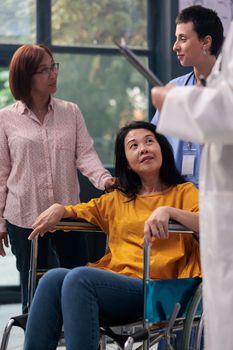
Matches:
[100,239,203,350]
[0,220,203,350]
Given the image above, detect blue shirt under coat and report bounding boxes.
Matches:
[151,71,202,188]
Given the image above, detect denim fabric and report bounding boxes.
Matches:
[7,222,89,313]
[24,267,143,350]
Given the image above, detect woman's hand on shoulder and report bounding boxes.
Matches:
[144,206,171,241]
[104,177,119,193]
[0,232,8,257]
[28,204,66,240]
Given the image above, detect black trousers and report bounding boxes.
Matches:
[7,221,89,313]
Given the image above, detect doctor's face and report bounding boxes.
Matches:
[173,21,206,67]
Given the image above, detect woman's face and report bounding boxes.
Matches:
[31,52,58,97]
[124,128,163,177]
[173,21,207,67]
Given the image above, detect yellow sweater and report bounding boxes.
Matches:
[65,182,201,280]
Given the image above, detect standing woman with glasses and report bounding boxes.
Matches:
[0,44,116,313]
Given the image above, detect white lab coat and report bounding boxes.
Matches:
[157,22,233,350]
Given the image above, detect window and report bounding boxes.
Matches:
[56,53,148,164]
[0,68,14,108]
[0,0,150,165]
[52,0,147,47]
[0,0,35,44]
[51,0,149,164]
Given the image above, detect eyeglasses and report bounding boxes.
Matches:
[34,62,59,76]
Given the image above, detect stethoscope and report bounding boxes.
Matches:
[184,71,196,86]
[185,70,206,86]
[184,71,196,150]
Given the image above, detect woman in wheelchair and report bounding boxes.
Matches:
[23,121,201,350]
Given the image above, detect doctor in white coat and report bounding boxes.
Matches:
[151,22,233,350]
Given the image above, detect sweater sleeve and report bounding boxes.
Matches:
[74,104,112,189]
[157,84,233,144]
[0,116,11,232]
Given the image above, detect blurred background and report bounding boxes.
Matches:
[0,0,232,306]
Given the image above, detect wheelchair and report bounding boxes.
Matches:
[0,220,203,350]
[99,239,203,350]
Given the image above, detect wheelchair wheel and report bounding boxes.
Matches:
[181,283,204,350]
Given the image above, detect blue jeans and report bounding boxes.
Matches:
[24,267,143,350]
[7,221,89,314]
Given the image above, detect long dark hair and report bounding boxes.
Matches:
[115,121,185,199]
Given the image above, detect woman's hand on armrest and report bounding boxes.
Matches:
[144,206,199,242]
[28,204,73,240]
[144,206,170,241]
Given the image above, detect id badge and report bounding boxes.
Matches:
[181,143,196,176]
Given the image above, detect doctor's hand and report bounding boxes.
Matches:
[144,206,171,242]
[0,231,8,257]
[28,204,66,241]
[151,85,175,111]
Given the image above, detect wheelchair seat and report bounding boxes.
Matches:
[99,277,202,350]
[146,277,201,324]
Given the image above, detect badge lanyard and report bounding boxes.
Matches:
[181,72,196,176]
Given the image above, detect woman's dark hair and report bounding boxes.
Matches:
[115,121,186,199]
[9,44,54,105]
[176,5,224,56]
